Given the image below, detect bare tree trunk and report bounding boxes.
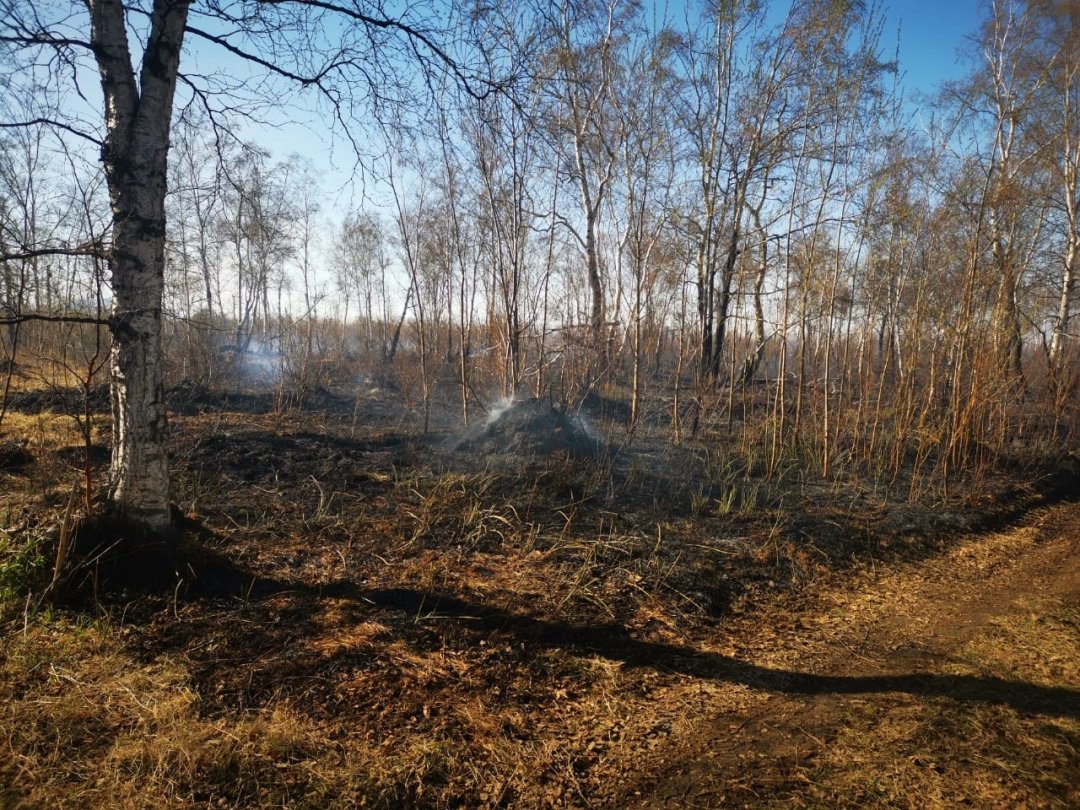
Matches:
[741,195,769,385]
[1050,132,1078,369]
[386,285,411,364]
[1051,238,1077,365]
[536,179,559,398]
[582,190,606,357]
[89,0,190,533]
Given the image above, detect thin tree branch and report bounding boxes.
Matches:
[0,243,108,262]
[0,119,103,145]
[0,313,110,327]
[265,0,508,100]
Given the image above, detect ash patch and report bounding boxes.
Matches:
[52,443,111,469]
[456,398,603,459]
[0,439,34,473]
[166,382,355,416]
[3,384,110,414]
[182,430,406,489]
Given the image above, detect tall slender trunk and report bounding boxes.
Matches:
[1050,141,1078,369]
[584,206,605,350]
[1050,238,1076,366]
[740,185,771,385]
[711,225,740,379]
[89,0,190,532]
[697,238,715,380]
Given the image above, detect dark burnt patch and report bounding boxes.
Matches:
[0,439,34,473]
[3,384,110,414]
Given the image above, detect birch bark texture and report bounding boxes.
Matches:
[89,0,190,531]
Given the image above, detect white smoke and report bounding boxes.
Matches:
[485,396,515,427]
[237,337,281,384]
[571,410,600,441]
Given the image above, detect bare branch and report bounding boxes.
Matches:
[0,312,110,327]
[0,243,108,262]
[183,22,337,89]
[266,0,507,100]
[0,118,103,145]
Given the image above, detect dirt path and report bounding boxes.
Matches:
[618,501,1080,808]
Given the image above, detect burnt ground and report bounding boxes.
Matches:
[621,503,1080,808]
[1,383,1078,808]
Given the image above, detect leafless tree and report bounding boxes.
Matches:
[1,0,505,534]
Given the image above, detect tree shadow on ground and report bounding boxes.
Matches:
[162,545,1079,720]
[346,585,1080,719]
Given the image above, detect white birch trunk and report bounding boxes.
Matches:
[88,0,190,532]
[1051,237,1077,364]
[1050,136,1079,366]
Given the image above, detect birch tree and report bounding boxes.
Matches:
[544,0,631,359]
[1026,0,1080,375]
[0,0,503,537]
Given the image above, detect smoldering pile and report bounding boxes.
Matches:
[454,398,604,460]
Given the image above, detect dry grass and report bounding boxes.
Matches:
[1,354,108,393]
[0,605,701,809]
[1,409,101,456]
[0,617,494,809]
[0,409,107,512]
[794,594,1080,809]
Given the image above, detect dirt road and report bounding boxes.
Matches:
[618,501,1080,808]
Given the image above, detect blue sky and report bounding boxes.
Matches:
[753,0,982,94]
[241,0,991,254]
[883,0,983,93]
[252,0,989,206]
[147,0,991,229]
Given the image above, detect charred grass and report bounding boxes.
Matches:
[1,385,1078,808]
